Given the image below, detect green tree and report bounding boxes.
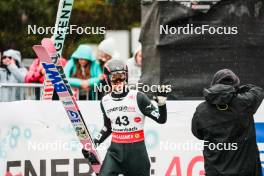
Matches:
[0,0,140,59]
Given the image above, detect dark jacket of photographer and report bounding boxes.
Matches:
[192,69,264,176]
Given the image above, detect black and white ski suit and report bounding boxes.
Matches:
[90,89,167,176]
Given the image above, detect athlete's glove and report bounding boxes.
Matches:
[82,148,100,165]
[153,85,168,106]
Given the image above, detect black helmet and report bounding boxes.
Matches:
[103,59,128,86]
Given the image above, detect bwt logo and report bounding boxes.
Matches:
[256,123,264,175]
[67,110,81,123]
[42,63,67,93]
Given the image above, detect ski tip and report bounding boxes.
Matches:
[32,45,51,63]
[41,37,52,44]
[32,45,43,52]
[41,38,56,54]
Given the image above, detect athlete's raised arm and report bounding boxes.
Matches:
[137,91,167,124]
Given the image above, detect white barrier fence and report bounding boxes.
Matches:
[0,101,263,176]
[0,83,43,102]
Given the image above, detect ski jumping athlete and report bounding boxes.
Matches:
[83,59,167,176]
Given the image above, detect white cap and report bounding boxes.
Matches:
[3,49,22,63]
[98,38,120,59]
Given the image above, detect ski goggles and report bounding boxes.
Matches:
[110,71,126,84]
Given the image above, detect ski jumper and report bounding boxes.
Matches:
[95,89,167,176]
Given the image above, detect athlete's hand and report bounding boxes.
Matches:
[82,148,92,159]
[82,148,100,165]
[153,85,168,106]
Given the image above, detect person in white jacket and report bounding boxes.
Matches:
[126,45,142,86]
[96,38,121,99]
[97,38,120,70]
[0,49,27,101]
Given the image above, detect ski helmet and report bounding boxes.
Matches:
[103,59,128,86]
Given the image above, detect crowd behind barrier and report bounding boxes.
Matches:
[0,83,102,101]
[0,38,142,102]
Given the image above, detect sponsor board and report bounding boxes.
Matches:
[0,101,263,175]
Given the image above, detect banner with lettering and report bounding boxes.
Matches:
[0,101,263,176]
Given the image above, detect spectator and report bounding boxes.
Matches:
[96,38,120,99]
[64,44,102,100]
[126,44,142,86]
[192,69,264,176]
[97,38,120,70]
[0,49,27,101]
